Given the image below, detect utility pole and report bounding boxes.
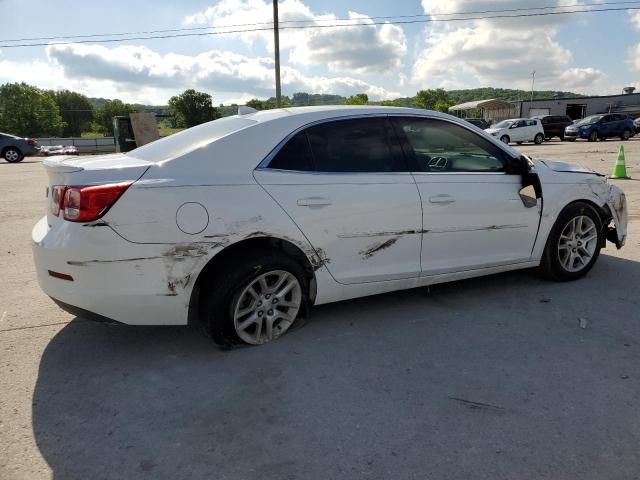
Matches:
[530,70,536,114]
[273,0,282,107]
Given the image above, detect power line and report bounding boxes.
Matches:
[1,5,638,48]
[0,0,638,44]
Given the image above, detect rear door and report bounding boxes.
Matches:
[254,116,423,284]
[391,116,541,275]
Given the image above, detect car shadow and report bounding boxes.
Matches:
[32,253,640,479]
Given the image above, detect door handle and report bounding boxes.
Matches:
[297,197,332,207]
[429,194,456,204]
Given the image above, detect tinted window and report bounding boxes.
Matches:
[268,131,314,171]
[392,118,507,173]
[525,120,536,126]
[305,118,404,172]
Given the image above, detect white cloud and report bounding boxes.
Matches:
[412,0,610,93]
[40,43,399,103]
[184,0,407,73]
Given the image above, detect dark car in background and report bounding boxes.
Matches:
[532,115,573,140]
[0,133,40,162]
[564,114,635,142]
[463,118,489,129]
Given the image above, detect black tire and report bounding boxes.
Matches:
[534,133,544,145]
[516,141,523,145]
[559,134,565,141]
[539,202,603,281]
[621,129,631,140]
[588,130,598,142]
[566,138,576,142]
[3,147,23,163]
[200,250,310,347]
[500,135,510,144]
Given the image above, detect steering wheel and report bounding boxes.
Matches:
[427,156,449,171]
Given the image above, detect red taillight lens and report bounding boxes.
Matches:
[51,185,67,216]
[62,182,132,222]
[27,139,36,146]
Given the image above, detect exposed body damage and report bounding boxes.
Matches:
[360,238,400,259]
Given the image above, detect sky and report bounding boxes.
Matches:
[1,0,640,105]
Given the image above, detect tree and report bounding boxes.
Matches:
[0,83,64,137]
[50,89,94,137]
[414,89,450,111]
[95,99,136,136]
[345,93,368,105]
[168,89,219,128]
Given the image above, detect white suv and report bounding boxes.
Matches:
[486,118,545,145]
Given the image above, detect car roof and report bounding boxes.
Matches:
[236,105,449,123]
[0,132,20,138]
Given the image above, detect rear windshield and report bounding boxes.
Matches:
[128,116,257,162]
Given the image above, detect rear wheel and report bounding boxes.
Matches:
[539,202,603,281]
[500,135,510,144]
[621,129,631,140]
[534,133,544,144]
[3,147,23,163]
[201,251,310,347]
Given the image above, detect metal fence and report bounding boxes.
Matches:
[35,137,116,154]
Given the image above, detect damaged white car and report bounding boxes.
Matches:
[32,106,628,346]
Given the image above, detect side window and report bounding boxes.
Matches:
[525,120,536,127]
[602,115,612,123]
[305,118,404,172]
[392,117,507,173]
[268,131,314,171]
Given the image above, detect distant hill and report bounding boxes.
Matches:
[87,88,585,115]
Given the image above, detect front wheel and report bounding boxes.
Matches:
[539,202,603,281]
[3,148,23,163]
[500,135,510,144]
[534,133,544,145]
[588,130,598,142]
[621,129,631,140]
[201,251,309,346]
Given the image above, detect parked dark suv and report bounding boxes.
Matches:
[463,118,489,129]
[564,114,635,142]
[532,115,573,140]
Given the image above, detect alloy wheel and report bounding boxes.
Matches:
[557,215,598,273]
[5,149,19,162]
[233,270,302,345]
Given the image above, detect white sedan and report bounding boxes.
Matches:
[486,118,546,145]
[32,106,628,346]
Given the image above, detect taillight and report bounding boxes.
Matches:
[51,185,66,216]
[27,139,36,146]
[50,182,131,222]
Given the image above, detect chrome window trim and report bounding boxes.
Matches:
[255,112,520,175]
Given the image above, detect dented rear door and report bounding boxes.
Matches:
[254,117,422,285]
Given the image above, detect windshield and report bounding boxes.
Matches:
[129,116,257,162]
[576,115,603,126]
[492,120,513,129]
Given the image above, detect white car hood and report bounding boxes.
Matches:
[539,159,602,176]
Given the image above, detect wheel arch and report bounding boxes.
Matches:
[187,235,318,327]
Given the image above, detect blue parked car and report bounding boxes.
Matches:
[564,114,635,142]
[0,132,40,162]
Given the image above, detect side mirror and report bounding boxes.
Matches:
[519,185,538,208]
[510,124,518,129]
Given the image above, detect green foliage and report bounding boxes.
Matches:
[0,83,64,137]
[290,92,345,106]
[414,89,450,110]
[345,93,369,105]
[445,87,582,105]
[50,89,94,137]
[94,99,137,136]
[167,89,220,128]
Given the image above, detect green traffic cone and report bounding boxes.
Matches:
[610,145,630,179]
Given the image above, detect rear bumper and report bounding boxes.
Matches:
[32,216,193,325]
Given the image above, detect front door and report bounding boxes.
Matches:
[391,116,542,275]
[254,116,423,284]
